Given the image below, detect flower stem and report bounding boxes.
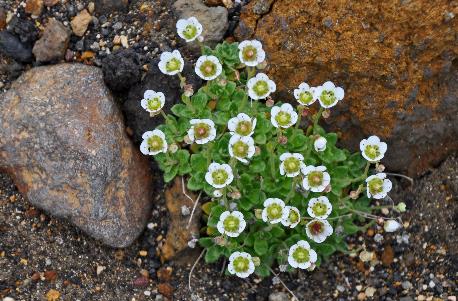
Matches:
[177,72,186,88]
[312,107,324,134]
[295,106,303,129]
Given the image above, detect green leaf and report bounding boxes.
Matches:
[270,226,285,238]
[163,165,178,183]
[199,237,214,248]
[171,104,193,118]
[255,264,271,277]
[316,243,336,257]
[191,92,208,110]
[250,159,266,173]
[216,96,231,111]
[187,173,204,191]
[254,239,268,256]
[343,220,360,235]
[254,133,267,144]
[205,245,222,263]
[191,154,208,172]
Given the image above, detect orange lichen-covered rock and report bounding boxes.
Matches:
[236,0,458,176]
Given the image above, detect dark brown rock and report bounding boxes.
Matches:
[236,0,458,176]
[0,7,6,30]
[95,0,128,14]
[33,19,71,63]
[0,63,153,248]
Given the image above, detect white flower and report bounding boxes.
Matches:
[307,196,332,219]
[140,90,165,115]
[270,103,298,128]
[140,129,168,155]
[383,220,401,232]
[217,211,246,237]
[228,135,255,163]
[205,162,234,188]
[213,190,223,198]
[366,173,392,199]
[158,50,184,75]
[188,119,216,144]
[360,135,388,162]
[314,136,327,152]
[176,17,202,42]
[261,198,287,224]
[227,113,257,137]
[195,55,222,81]
[288,240,317,269]
[279,153,305,177]
[314,81,344,108]
[281,206,301,228]
[305,219,333,243]
[302,165,331,193]
[228,251,255,278]
[238,40,265,67]
[294,82,317,106]
[247,73,276,100]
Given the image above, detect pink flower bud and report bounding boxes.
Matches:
[322,109,331,119]
[278,135,288,145]
[265,97,275,107]
[375,163,385,172]
[183,84,194,97]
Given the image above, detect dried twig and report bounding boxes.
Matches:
[269,268,299,301]
[385,172,414,186]
[188,249,205,293]
[187,191,202,229]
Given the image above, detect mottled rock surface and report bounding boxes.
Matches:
[0,31,33,63]
[95,0,128,14]
[32,19,71,63]
[236,0,458,176]
[0,64,153,248]
[160,177,201,261]
[174,0,228,44]
[123,60,202,144]
[101,49,142,92]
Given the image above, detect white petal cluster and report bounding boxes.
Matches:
[141,90,165,114]
[158,50,184,75]
[281,206,301,228]
[360,135,387,162]
[140,129,168,156]
[238,40,265,67]
[314,81,344,108]
[228,251,255,278]
[301,165,331,193]
[366,173,392,199]
[261,198,287,224]
[227,113,257,137]
[228,135,255,163]
[247,73,276,100]
[279,153,305,177]
[205,162,234,188]
[307,196,332,219]
[188,119,216,145]
[176,17,203,42]
[270,103,298,129]
[217,211,246,237]
[294,82,317,106]
[195,55,222,81]
[288,240,318,269]
[305,219,333,243]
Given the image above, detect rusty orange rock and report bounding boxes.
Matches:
[0,64,153,248]
[236,0,458,176]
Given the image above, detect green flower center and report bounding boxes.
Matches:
[233,256,250,273]
[312,202,327,217]
[299,91,313,105]
[212,169,229,185]
[242,45,257,62]
[223,215,240,233]
[292,246,310,263]
[194,123,210,140]
[166,58,181,72]
[288,209,299,224]
[235,121,252,136]
[147,135,164,152]
[364,145,380,160]
[253,80,269,96]
[308,221,324,235]
[283,157,300,174]
[267,204,283,220]
[320,90,336,106]
[183,24,197,40]
[308,171,323,187]
[275,111,291,127]
[146,97,162,111]
[199,60,217,77]
[368,177,384,195]
[232,141,249,158]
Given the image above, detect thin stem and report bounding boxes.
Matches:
[312,107,324,134]
[385,172,414,186]
[268,268,299,301]
[160,110,168,120]
[188,249,205,293]
[295,106,303,129]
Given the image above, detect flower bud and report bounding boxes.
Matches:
[183,135,193,145]
[375,163,385,172]
[322,109,331,119]
[256,60,268,70]
[301,107,309,117]
[265,97,275,107]
[396,202,407,212]
[183,84,194,97]
[197,35,204,43]
[168,143,179,153]
[254,146,261,156]
[234,70,240,81]
[229,190,241,200]
[324,184,332,193]
[252,257,261,267]
[383,220,402,232]
[254,209,263,219]
[149,111,161,117]
[314,136,327,152]
[213,236,227,246]
[307,263,316,271]
[349,190,359,200]
[219,78,227,86]
[278,135,288,145]
[213,189,222,198]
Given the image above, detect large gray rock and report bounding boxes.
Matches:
[174,0,228,44]
[0,63,153,248]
